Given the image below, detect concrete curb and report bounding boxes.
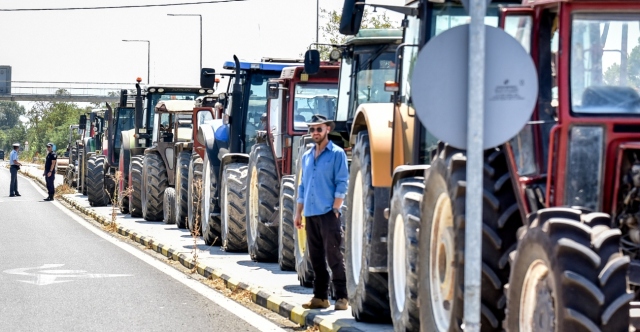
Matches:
[20,169,361,332]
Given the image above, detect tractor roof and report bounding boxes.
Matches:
[155,100,196,112]
[223,59,303,72]
[279,65,339,80]
[345,29,403,46]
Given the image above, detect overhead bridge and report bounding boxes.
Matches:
[0,81,132,103]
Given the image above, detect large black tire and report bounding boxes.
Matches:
[163,187,176,224]
[118,145,130,214]
[278,175,296,271]
[142,153,168,221]
[293,145,314,287]
[418,145,523,332]
[220,162,248,252]
[201,150,222,246]
[129,155,144,217]
[346,131,391,322]
[87,155,110,207]
[388,176,424,331]
[83,152,95,196]
[246,143,280,262]
[505,208,631,332]
[188,155,203,234]
[174,151,191,228]
[77,148,85,193]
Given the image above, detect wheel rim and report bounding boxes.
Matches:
[393,213,407,312]
[429,193,455,331]
[221,171,229,241]
[250,166,259,241]
[296,169,306,255]
[520,259,555,332]
[203,158,211,231]
[351,170,364,281]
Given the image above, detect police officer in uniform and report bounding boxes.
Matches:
[43,143,57,201]
[9,143,22,197]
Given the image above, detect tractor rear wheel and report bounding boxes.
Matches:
[129,155,144,217]
[346,131,390,322]
[220,162,248,252]
[418,145,522,332]
[174,151,191,229]
[188,155,203,234]
[143,153,168,221]
[163,187,176,224]
[246,143,279,262]
[202,150,221,246]
[278,175,296,271]
[118,145,130,214]
[87,155,110,207]
[77,148,85,193]
[506,208,631,332]
[83,152,95,196]
[388,176,424,331]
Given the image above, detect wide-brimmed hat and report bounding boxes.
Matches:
[306,114,335,131]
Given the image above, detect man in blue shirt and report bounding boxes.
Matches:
[9,143,22,197]
[295,114,349,311]
[43,143,57,201]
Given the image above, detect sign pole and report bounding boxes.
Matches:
[464,0,486,330]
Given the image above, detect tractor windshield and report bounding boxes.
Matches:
[571,14,640,115]
[430,3,500,37]
[243,72,280,152]
[145,91,198,133]
[293,83,338,131]
[353,51,396,109]
[114,107,135,153]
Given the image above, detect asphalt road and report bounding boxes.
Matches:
[0,165,282,332]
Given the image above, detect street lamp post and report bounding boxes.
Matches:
[167,14,202,72]
[122,39,150,84]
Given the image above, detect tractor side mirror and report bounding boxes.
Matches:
[340,0,365,35]
[267,82,279,99]
[79,115,87,130]
[218,92,227,101]
[201,68,216,89]
[304,50,320,75]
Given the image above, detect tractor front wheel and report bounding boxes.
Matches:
[129,155,144,217]
[142,153,167,221]
[174,151,191,228]
[201,150,221,246]
[246,143,279,262]
[87,155,110,207]
[188,155,203,234]
[506,208,631,332]
[278,175,296,271]
[220,162,248,252]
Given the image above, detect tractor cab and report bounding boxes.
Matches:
[148,99,195,186]
[265,65,339,176]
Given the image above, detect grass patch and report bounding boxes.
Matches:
[54,183,76,198]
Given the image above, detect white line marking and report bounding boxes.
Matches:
[19,170,285,331]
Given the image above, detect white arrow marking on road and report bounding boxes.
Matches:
[3,264,133,286]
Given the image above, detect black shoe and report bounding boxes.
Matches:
[44,197,52,201]
[15,193,21,197]
[9,195,15,197]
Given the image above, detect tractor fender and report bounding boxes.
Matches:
[220,153,249,169]
[174,142,193,155]
[349,102,394,187]
[389,165,430,204]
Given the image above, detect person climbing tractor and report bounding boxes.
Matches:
[294,114,349,311]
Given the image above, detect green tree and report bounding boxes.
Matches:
[604,37,640,88]
[315,8,397,59]
[0,101,25,130]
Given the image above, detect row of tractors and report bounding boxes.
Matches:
[61,0,640,330]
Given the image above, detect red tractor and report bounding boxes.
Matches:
[245,65,339,263]
[338,0,637,330]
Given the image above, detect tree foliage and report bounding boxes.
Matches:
[316,8,397,59]
[604,37,640,88]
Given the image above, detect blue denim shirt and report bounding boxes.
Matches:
[297,140,349,217]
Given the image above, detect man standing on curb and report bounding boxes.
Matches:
[43,142,57,201]
[9,143,21,197]
[294,114,349,311]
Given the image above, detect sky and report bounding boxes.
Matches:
[0,0,405,91]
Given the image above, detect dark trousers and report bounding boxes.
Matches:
[46,174,55,198]
[9,166,18,195]
[306,211,348,300]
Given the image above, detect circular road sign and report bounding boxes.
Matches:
[410,24,538,150]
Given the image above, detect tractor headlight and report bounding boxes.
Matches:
[565,126,604,210]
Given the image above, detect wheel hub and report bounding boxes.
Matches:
[520,260,555,332]
[351,171,364,281]
[393,213,407,312]
[429,193,455,331]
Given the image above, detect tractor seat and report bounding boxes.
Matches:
[580,86,640,112]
